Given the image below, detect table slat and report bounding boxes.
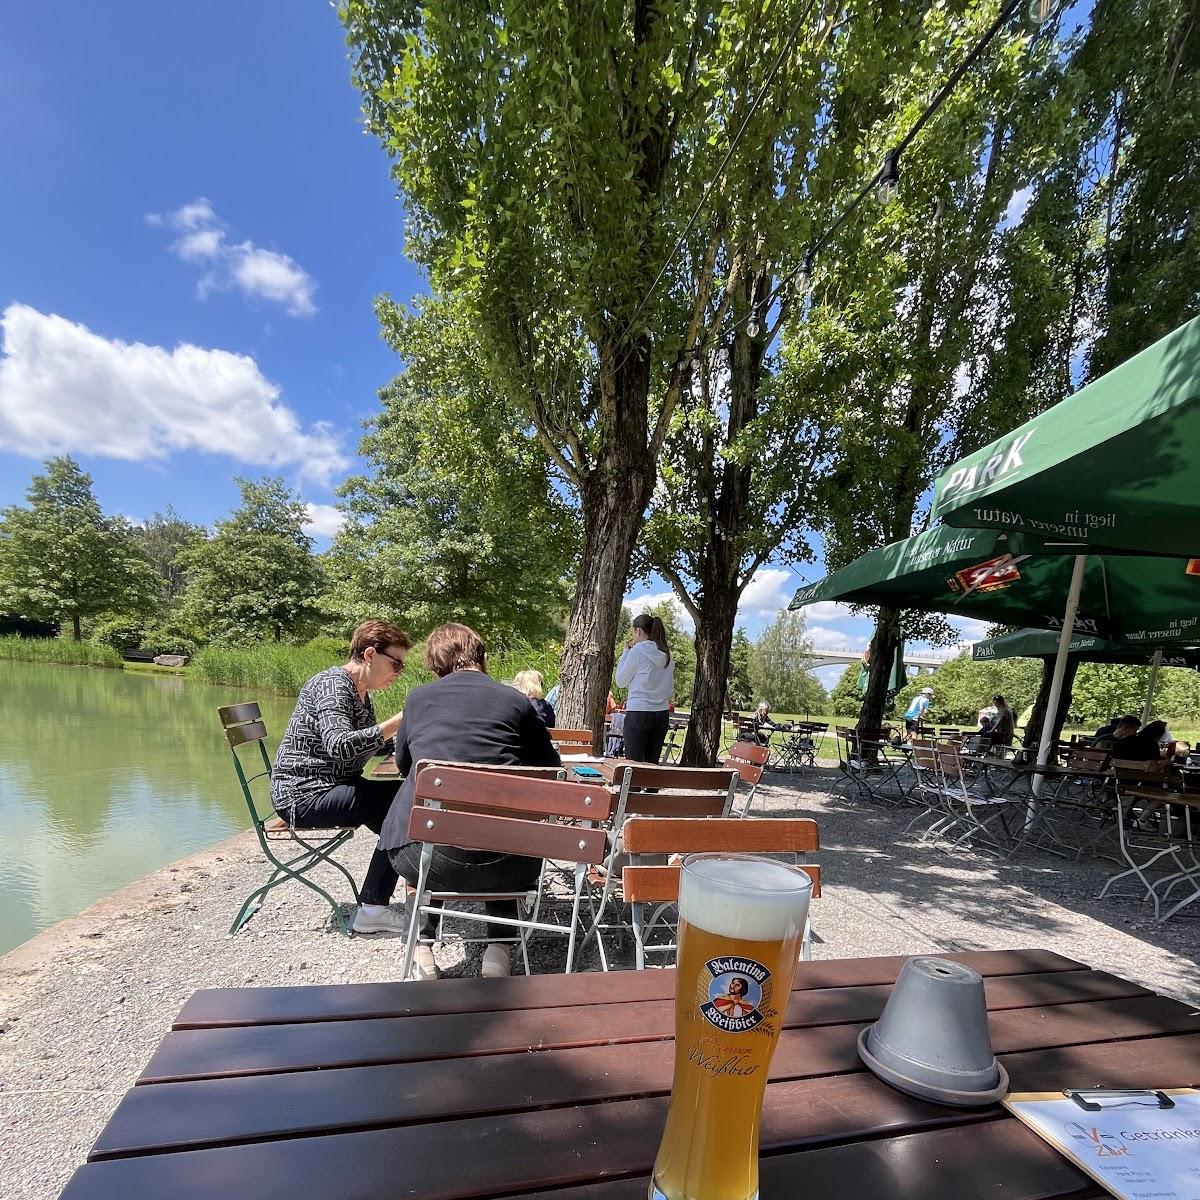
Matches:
[90,1017,1200,1161]
[171,948,1084,1028]
[62,1104,1101,1200]
[142,979,1180,1084]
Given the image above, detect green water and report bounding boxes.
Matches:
[0,659,297,956]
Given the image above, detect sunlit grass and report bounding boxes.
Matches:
[0,635,122,668]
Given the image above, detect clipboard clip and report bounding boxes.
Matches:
[1064,1088,1176,1112]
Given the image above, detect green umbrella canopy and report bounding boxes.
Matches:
[972,627,1200,668]
[930,317,1200,558]
[789,525,1200,647]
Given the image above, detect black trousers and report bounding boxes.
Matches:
[290,778,400,906]
[389,843,542,941]
[623,709,670,763]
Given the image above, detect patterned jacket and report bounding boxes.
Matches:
[270,667,387,812]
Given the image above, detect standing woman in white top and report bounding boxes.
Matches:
[615,613,676,762]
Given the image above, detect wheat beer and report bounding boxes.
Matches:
[649,854,812,1200]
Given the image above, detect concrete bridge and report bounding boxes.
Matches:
[803,646,958,675]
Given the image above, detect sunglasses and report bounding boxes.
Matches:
[376,649,407,671]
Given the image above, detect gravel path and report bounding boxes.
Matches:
[1,767,1196,1200]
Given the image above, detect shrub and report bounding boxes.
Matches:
[0,635,122,667]
[91,617,144,654]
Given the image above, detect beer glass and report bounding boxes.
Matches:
[650,853,813,1200]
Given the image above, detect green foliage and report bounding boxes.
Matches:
[90,617,144,654]
[0,635,121,668]
[727,629,754,710]
[0,457,160,640]
[134,507,205,609]
[138,620,199,658]
[178,477,325,645]
[892,653,1045,725]
[1155,667,1200,724]
[748,611,826,716]
[326,295,577,645]
[830,665,864,717]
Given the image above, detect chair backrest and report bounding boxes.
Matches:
[611,763,740,818]
[549,727,596,754]
[934,742,968,784]
[1065,745,1109,771]
[621,817,821,901]
[723,740,769,785]
[407,763,615,865]
[217,703,272,826]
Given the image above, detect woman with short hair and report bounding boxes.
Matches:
[512,669,556,727]
[381,623,561,980]
[271,620,412,935]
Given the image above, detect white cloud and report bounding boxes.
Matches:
[737,567,794,616]
[624,591,694,632]
[807,626,869,649]
[946,616,992,644]
[0,304,348,483]
[302,503,346,540]
[803,600,857,623]
[1001,185,1033,228]
[148,198,317,317]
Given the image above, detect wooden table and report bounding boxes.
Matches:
[58,949,1200,1200]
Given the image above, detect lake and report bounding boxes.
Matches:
[0,659,297,956]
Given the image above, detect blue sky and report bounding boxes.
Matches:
[0,1,983,685]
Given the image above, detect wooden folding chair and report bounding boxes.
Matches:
[218,703,359,938]
[621,817,821,968]
[584,762,740,970]
[400,762,615,978]
[549,727,597,756]
[723,740,769,817]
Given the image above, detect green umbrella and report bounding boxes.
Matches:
[929,316,1200,558]
[972,628,1200,667]
[789,525,1200,647]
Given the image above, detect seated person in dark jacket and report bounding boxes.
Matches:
[512,669,556,727]
[1110,718,1167,762]
[979,693,1016,746]
[270,620,412,936]
[381,623,560,981]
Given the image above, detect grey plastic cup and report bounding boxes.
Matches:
[857,956,1008,1107]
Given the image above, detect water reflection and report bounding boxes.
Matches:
[0,659,296,955]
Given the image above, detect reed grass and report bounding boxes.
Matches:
[188,638,562,717]
[0,635,122,668]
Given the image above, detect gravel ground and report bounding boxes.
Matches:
[1,766,1196,1200]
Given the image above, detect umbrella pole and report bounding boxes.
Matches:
[1032,555,1087,805]
[1141,649,1163,724]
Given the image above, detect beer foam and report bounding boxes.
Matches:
[678,855,811,942]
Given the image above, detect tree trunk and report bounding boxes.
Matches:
[556,475,651,745]
[680,555,739,767]
[1022,657,1079,752]
[556,342,655,744]
[71,613,81,642]
[857,606,901,732]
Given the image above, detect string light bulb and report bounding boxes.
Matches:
[746,316,762,338]
[878,149,901,202]
[794,249,815,295]
[1028,0,1054,24]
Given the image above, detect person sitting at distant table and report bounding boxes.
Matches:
[512,669,555,727]
[979,694,1016,746]
[270,620,412,935]
[381,623,560,981]
[1111,718,1168,762]
[752,701,782,747]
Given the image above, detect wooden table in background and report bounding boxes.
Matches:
[58,949,1200,1200]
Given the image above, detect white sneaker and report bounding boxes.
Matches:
[410,944,439,981]
[352,904,406,935]
[481,943,512,979]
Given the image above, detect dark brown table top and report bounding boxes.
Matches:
[57,949,1200,1200]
